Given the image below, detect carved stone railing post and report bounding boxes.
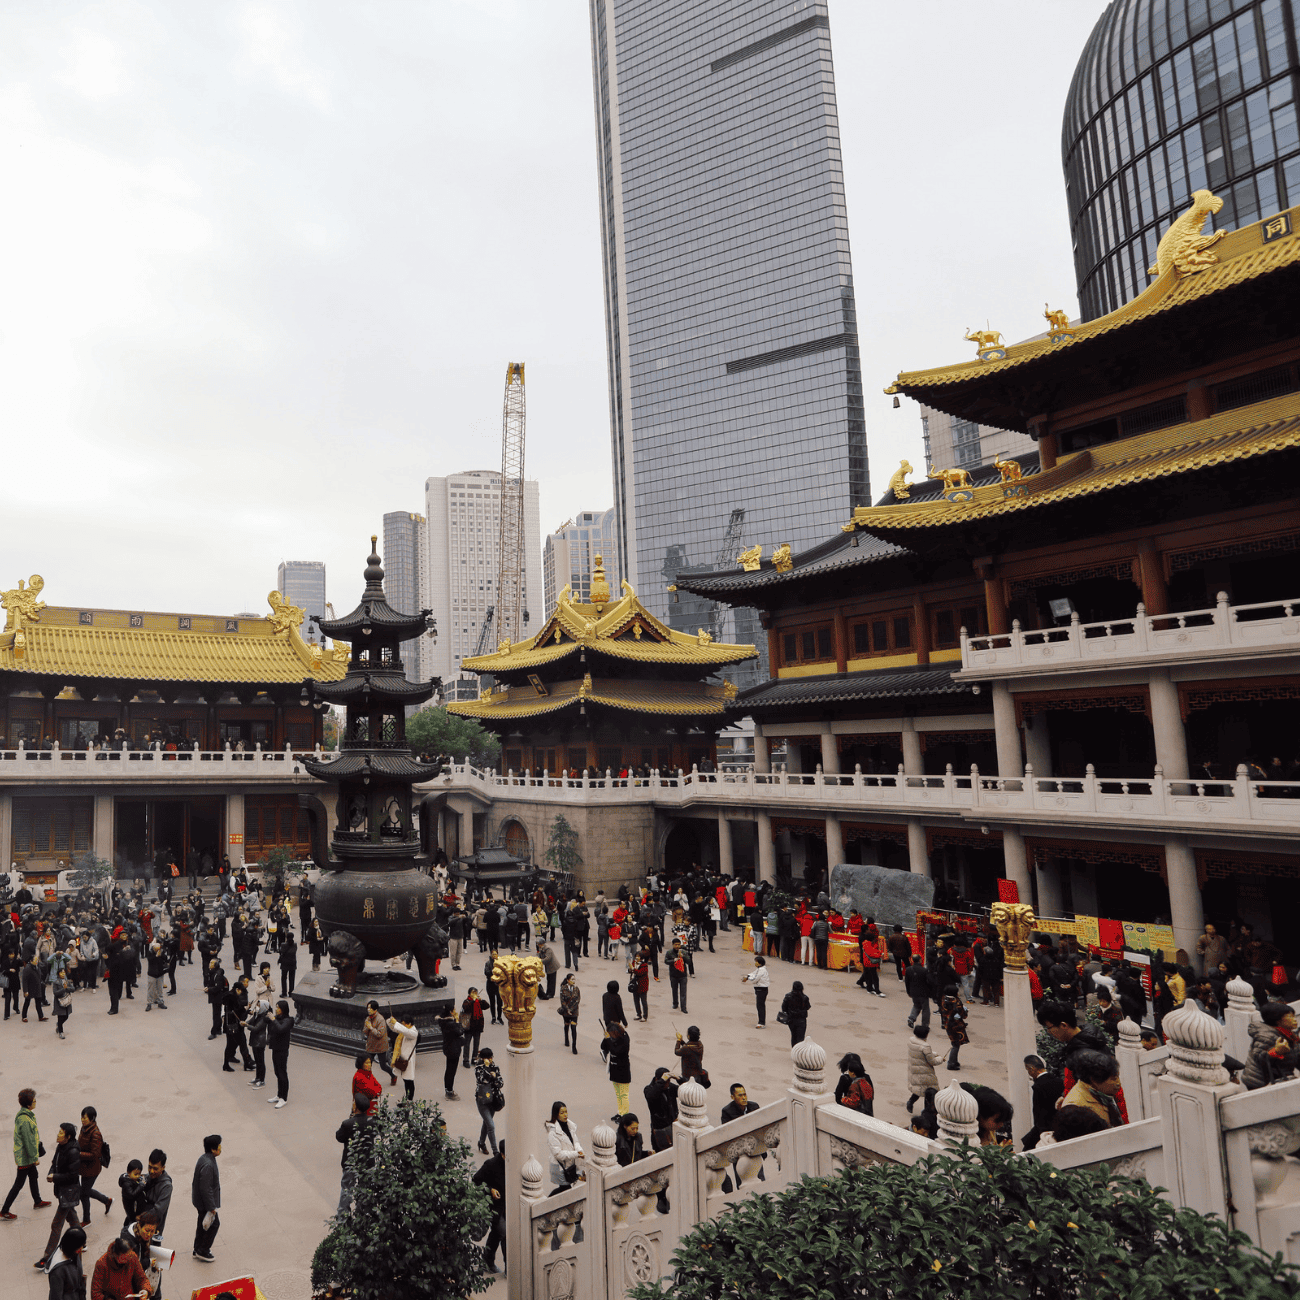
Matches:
[935,1081,978,1148]
[1115,1017,1148,1121]
[584,1125,616,1300]
[589,1123,618,1173]
[990,901,1036,1135]
[1224,974,1259,1064]
[672,1080,710,1236]
[788,1040,834,1178]
[1155,999,1238,1221]
[494,953,545,1300]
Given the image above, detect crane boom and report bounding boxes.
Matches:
[495,363,527,648]
[710,508,746,641]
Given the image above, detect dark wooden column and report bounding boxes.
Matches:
[1137,541,1170,616]
[832,610,848,673]
[912,596,930,664]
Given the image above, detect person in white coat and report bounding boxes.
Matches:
[906,1023,942,1111]
[740,955,770,1027]
[545,1101,585,1189]
[386,1015,420,1101]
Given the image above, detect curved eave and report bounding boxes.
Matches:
[461,638,756,674]
[302,752,440,782]
[841,395,1300,536]
[313,673,436,704]
[316,595,429,643]
[447,677,731,722]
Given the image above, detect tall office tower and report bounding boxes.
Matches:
[917,407,1037,475]
[589,1,865,685]
[424,469,543,683]
[275,561,327,643]
[1064,0,1300,320]
[381,511,430,684]
[542,508,620,616]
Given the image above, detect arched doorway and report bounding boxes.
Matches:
[501,819,531,862]
[663,821,703,876]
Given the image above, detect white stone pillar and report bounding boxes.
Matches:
[1002,966,1036,1145]
[225,793,245,869]
[1002,826,1032,903]
[1115,1018,1148,1122]
[756,811,776,885]
[1035,855,1062,917]
[1022,714,1051,778]
[519,1156,545,1291]
[753,725,770,775]
[906,819,929,877]
[1149,668,1188,781]
[1224,975,1259,1065]
[901,718,923,777]
[1165,837,1204,964]
[92,794,114,869]
[824,816,843,870]
[0,791,12,870]
[991,680,1020,779]
[672,1079,711,1230]
[1154,1000,1234,1221]
[461,806,475,859]
[717,812,733,876]
[787,1040,835,1177]
[819,724,839,776]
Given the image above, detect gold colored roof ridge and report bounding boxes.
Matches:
[886,200,1300,395]
[460,578,756,673]
[843,390,1300,533]
[446,674,732,721]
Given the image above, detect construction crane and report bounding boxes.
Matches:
[473,604,495,658]
[495,363,527,649]
[710,508,746,642]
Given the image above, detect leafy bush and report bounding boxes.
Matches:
[632,1144,1300,1300]
[312,1099,493,1300]
[545,814,583,876]
[406,706,500,768]
[66,853,116,890]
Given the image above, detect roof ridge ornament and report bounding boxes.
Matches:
[589,554,611,610]
[1148,189,1225,279]
[266,589,306,635]
[770,543,793,572]
[963,325,1005,361]
[889,460,914,500]
[736,544,762,572]
[1044,304,1075,344]
[1,575,45,632]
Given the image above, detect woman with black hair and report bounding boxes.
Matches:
[614,1113,645,1166]
[780,980,811,1047]
[37,1123,83,1270]
[834,1053,874,1116]
[544,1101,585,1188]
[909,1087,938,1141]
[601,1021,633,1116]
[962,1083,1014,1148]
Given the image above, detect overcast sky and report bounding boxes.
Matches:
[1,1,1107,618]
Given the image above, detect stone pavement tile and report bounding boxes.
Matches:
[0,924,1008,1296]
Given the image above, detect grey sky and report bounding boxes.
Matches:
[0,1,1106,619]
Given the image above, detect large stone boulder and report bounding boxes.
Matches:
[829,863,934,931]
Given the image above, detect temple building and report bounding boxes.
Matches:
[446,559,755,778]
[672,194,1300,963]
[0,577,347,880]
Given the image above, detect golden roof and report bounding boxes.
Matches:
[843,390,1300,533]
[886,201,1300,395]
[0,582,349,684]
[460,578,755,674]
[446,675,732,721]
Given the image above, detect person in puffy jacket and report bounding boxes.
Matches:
[906,1024,941,1111]
[1243,1003,1300,1089]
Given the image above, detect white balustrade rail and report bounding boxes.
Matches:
[0,742,324,782]
[961,591,1300,673]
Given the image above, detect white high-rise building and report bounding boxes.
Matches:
[425,469,543,683]
[543,508,620,617]
[381,511,430,684]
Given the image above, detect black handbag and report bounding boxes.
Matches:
[776,1009,789,1025]
[100,1141,111,1169]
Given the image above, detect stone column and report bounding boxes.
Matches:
[225,793,245,869]
[756,811,776,885]
[906,820,929,877]
[672,1079,711,1229]
[1224,974,1259,1065]
[461,806,475,859]
[1115,1018,1148,1122]
[1154,1000,1235,1220]
[1022,714,1051,778]
[1149,668,1188,781]
[935,1082,978,1148]
[787,1040,835,1177]
[753,725,770,774]
[1164,837,1204,963]
[991,680,1020,780]
[824,817,843,870]
[1001,826,1031,903]
[519,1156,546,1293]
[1035,855,1062,917]
[93,795,114,869]
[901,718,923,777]
[819,724,839,776]
[495,953,545,1300]
[991,902,1036,1146]
[717,812,733,876]
[0,791,11,871]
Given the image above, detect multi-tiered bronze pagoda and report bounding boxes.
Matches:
[291,539,452,1053]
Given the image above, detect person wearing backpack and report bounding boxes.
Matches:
[77,1106,113,1225]
[667,939,689,1013]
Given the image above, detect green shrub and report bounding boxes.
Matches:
[632,1144,1299,1300]
[312,1099,494,1300]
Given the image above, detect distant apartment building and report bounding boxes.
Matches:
[382,511,430,684]
[918,405,1037,474]
[275,561,326,643]
[543,508,620,616]
[424,469,543,682]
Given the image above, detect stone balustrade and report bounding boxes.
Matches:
[0,742,325,784]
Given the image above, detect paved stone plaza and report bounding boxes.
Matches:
[0,918,1007,1298]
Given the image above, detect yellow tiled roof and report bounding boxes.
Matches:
[843,391,1300,533]
[0,592,349,684]
[446,676,730,721]
[886,204,1300,395]
[461,580,755,674]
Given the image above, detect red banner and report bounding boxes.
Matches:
[996,878,1020,903]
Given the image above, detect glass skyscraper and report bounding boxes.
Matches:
[275,561,326,644]
[381,511,429,685]
[590,0,865,682]
[1064,0,1300,321]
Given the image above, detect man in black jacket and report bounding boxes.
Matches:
[472,1142,506,1273]
[221,977,254,1071]
[720,1083,759,1124]
[643,1068,679,1152]
[1020,1054,1064,1149]
[601,980,627,1028]
[335,1094,374,1217]
[191,1135,221,1262]
[904,958,931,1029]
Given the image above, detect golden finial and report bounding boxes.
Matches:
[928,465,974,491]
[579,672,592,697]
[697,628,713,645]
[737,545,762,572]
[1044,304,1074,343]
[995,456,1022,483]
[266,590,306,635]
[490,954,544,1050]
[1,575,46,633]
[722,680,737,700]
[589,554,611,609]
[770,543,793,573]
[990,903,1037,972]
[889,460,914,500]
[964,326,1004,359]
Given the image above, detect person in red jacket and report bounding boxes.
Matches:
[797,911,815,966]
[91,1236,150,1299]
[352,1053,383,1108]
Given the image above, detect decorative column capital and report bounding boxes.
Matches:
[1162,999,1229,1085]
[676,1080,711,1131]
[589,1124,618,1171]
[989,902,1036,972]
[521,1155,545,1199]
[790,1039,828,1096]
[1225,975,1257,1016]
[935,1081,979,1146]
[491,953,544,1050]
[1116,1017,1143,1051]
